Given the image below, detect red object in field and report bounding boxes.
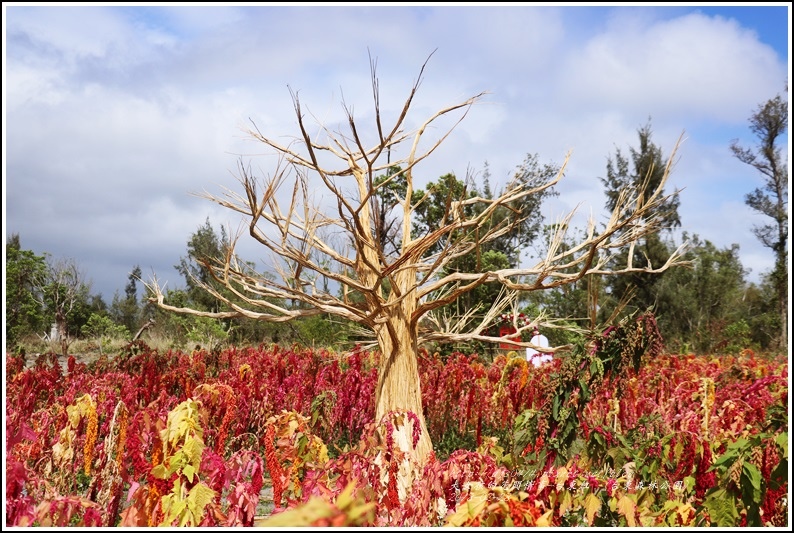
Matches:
[499,326,521,349]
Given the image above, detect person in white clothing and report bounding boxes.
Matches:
[526,327,551,367]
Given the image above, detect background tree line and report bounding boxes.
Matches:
[5,91,787,357]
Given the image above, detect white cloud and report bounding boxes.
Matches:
[559,12,785,123]
[4,5,787,299]
[8,6,127,59]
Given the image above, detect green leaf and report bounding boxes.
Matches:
[662,444,671,467]
[660,499,679,526]
[775,432,787,459]
[712,438,748,468]
[613,433,629,448]
[558,487,572,517]
[740,462,763,526]
[186,482,216,525]
[769,459,788,490]
[182,464,196,483]
[151,464,168,480]
[578,378,590,401]
[703,489,740,527]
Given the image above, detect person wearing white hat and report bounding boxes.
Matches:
[526,327,551,367]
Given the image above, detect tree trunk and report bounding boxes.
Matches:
[132,318,155,342]
[355,175,433,466]
[374,321,432,459]
[56,311,69,358]
[373,313,432,504]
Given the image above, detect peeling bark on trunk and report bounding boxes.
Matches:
[373,312,431,504]
[374,320,432,464]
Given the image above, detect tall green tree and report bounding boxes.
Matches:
[175,218,230,313]
[169,219,302,348]
[412,155,560,322]
[652,234,748,353]
[740,272,784,351]
[5,234,47,346]
[600,121,682,319]
[730,90,788,351]
[482,154,561,265]
[110,265,142,334]
[413,154,559,264]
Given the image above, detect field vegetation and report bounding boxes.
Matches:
[6,316,788,526]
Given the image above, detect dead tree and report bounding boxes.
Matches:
[132,318,156,342]
[34,257,89,358]
[147,56,687,471]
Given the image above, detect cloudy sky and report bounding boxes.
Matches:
[3,3,790,303]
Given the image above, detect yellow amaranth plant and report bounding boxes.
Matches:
[116,405,129,466]
[147,485,162,527]
[51,394,97,475]
[518,359,529,390]
[83,396,99,475]
[491,356,526,410]
[96,401,130,524]
[607,397,621,433]
[151,398,218,527]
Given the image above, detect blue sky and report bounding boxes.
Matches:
[3,3,791,306]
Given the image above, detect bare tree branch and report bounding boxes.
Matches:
[149,71,690,344]
[147,56,692,465]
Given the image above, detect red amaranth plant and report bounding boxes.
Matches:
[5,342,787,527]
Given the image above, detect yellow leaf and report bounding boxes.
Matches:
[537,473,550,493]
[446,482,489,526]
[584,492,602,525]
[640,513,657,527]
[313,438,330,464]
[151,463,168,480]
[673,440,683,462]
[555,466,569,490]
[160,492,187,526]
[186,482,216,524]
[66,404,81,428]
[255,497,334,527]
[182,435,205,469]
[535,509,554,526]
[676,502,695,526]
[558,489,572,517]
[334,481,356,509]
[617,494,636,527]
[164,399,204,448]
[182,464,196,484]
